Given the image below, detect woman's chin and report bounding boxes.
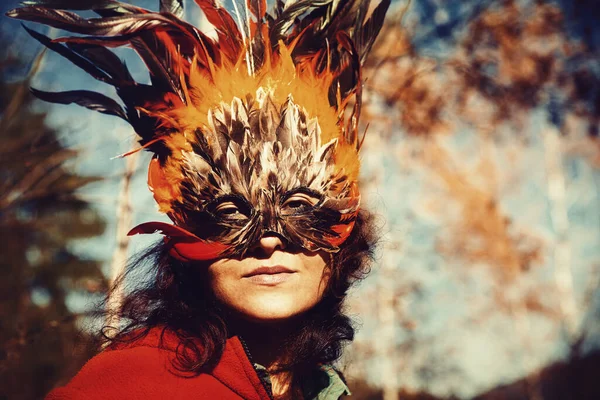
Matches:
[230,295,316,323]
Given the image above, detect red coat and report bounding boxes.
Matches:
[46,328,272,400]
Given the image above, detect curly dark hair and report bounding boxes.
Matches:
[100,210,378,392]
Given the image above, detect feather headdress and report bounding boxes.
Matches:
[7,0,390,260]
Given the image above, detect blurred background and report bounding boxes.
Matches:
[1,0,599,399]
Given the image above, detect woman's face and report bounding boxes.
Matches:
[207,234,330,321]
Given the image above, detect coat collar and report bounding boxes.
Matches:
[111,327,272,400]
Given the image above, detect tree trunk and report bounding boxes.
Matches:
[105,143,139,331]
[543,126,578,339]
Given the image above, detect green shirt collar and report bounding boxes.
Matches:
[253,363,351,400]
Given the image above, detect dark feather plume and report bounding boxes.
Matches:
[160,0,184,18]
[23,24,116,85]
[66,42,134,84]
[337,31,362,145]
[7,0,390,155]
[30,87,127,120]
[129,33,184,102]
[8,8,177,36]
[269,0,333,46]
[20,0,137,13]
[358,0,391,63]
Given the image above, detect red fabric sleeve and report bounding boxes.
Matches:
[45,345,240,400]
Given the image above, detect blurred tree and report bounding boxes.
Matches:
[352,0,600,397]
[0,40,107,399]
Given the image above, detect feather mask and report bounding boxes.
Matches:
[7,0,390,261]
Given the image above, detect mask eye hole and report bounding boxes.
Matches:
[281,189,321,215]
[208,196,252,221]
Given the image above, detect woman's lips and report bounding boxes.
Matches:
[243,265,296,285]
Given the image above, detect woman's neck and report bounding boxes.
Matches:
[232,318,296,367]
[228,318,299,398]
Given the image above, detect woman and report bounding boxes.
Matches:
[8,0,389,398]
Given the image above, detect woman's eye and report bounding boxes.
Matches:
[213,201,248,220]
[286,200,308,209]
[282,193,320,213]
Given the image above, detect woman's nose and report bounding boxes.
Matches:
[251,232,287,257]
